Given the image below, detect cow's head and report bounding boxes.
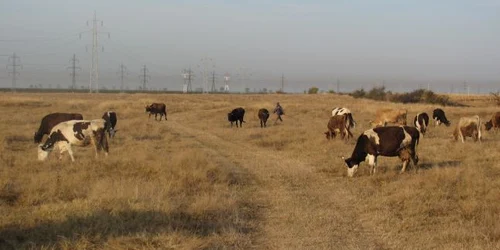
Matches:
[145,105,152,112]
[227,112,234,121]
[37,144,52,161]
[342,156,359,177]
[108,128,118,138]
[484,120,493,131]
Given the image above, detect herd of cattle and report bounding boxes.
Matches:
[33,101,499,178]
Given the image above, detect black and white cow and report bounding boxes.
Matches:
[332,107,356,128]
[38,119,108,162]
[228,107,245,128]
[102,111,118,138]
[432,108,450,126]
[413,112,430,136]
[343,126,420,177]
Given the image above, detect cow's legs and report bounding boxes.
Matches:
[164,112,167,120]
[367,154,376,175]
[401,160,409,173]
[260,120,263,128]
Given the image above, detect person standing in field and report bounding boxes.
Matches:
[273,102,284,125]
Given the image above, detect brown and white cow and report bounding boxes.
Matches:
[325,114,353,140]
[453,115,481,143]
[34,113,83,143]
[38,119,108,162]
[145,103,167,121]
[413,112,430,136]
[484,111,500,132]
[370,109,407,127]
[331,107,356,128]
[343,126,420,177]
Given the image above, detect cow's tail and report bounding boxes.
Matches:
[347,113,355,129]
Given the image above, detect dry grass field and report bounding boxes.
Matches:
[0,92,499,249]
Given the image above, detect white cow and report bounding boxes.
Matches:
[38,119,109,161]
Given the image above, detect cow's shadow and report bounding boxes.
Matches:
[0,208,252,248]
[416,160,461,170]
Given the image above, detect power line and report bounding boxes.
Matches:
[139,65,151,91]
[67,54,81,91]
[7,53,22,92]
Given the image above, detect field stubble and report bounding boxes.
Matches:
[0,92,499,249]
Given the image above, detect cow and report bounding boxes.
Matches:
[145,103,167,121]
[258,108,270,128]
[332,107,356,128]
[453,115,481,143]
[37,119,108,162]
[325,114,353,140]
[343,126,420,177]
[484,111,500,132]
[34,113,84,143]
[413,112,430,136]
[370,109,407,127]
[228,107,245,128]
[102,111,118,138]
[432,108,450,126]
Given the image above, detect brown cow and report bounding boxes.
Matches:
[34,113,84,143]
[453,115,481,143]
[145,103,167,121]
[484,112,500,132]
[325,114,353,140]
[370,108,407,127]
[258,108,270,128]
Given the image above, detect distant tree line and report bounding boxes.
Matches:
[349,86,463,106]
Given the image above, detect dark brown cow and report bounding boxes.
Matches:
[325,114,353,140]
[258,108,270,128]
[484,111,500,132]
[343,126,420,177]
[145,103,167,121]
[34,113,83,143]
[228,107,245,128]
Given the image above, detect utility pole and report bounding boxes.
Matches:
[139,65,150,91]
[281,73,285,93]
[117,63,128,92]
[7,53,22,92]
[67,54,81,91]
[210,71,217,93]
[81,11,109,93]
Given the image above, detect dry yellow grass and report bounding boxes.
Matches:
[0,92,499,249]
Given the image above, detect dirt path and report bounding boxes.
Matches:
[167,120,387,249]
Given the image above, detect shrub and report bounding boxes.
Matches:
[308,87,319,94]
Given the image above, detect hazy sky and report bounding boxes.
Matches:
[1,0,499,93]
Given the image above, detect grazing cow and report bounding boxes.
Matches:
[484,111,500,132]
[258,108,270,128]
[228,107,245,128]
[370,109,407,127]
[343,126,420,177]
[102,111,118,138]
[413,112,430,136]
[38,119,108,162]
[432,108,450,126]
[325,114,353,140]
[34,113,84,143]
[145,103,167,121]
[332,107,356,128]
[453,115,481,143]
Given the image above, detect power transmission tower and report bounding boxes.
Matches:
[210,71,217,93]
[67,54,81,91]
[139,65,151,91]
[81,11,110,93]
[223,73,230,93]
[182,68,194,93]
[117,63,129,92]
[198,57,215,93]
[7,53,22,92]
